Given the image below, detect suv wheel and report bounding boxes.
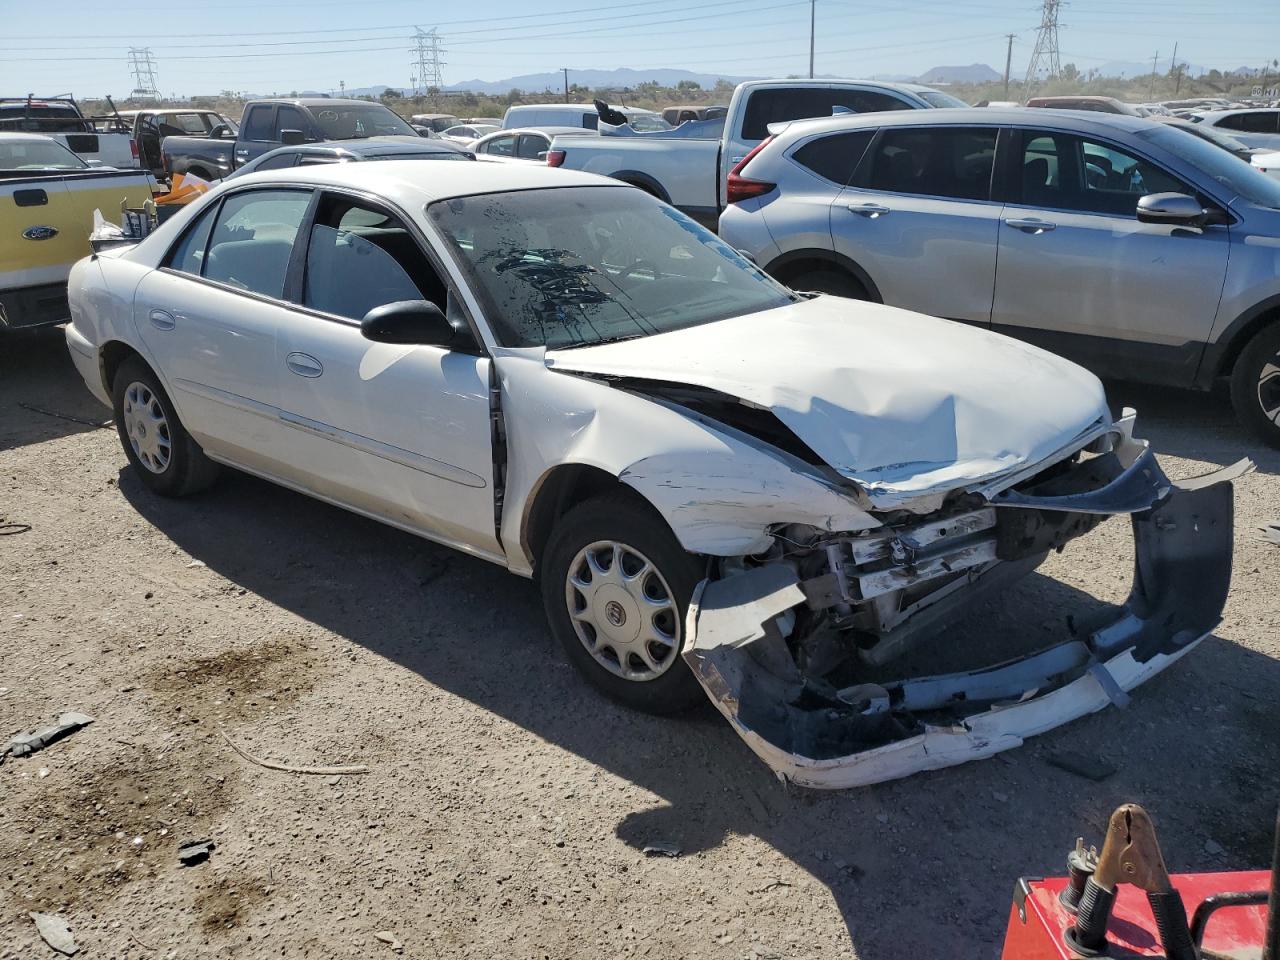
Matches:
[112,357,220,495]
[786,267,869,300]
[540,492,706,714]
[1230,323,1280,448]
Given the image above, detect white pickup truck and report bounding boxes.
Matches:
[547,79,966,228]
[0,96,138,169]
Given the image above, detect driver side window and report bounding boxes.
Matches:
[483,135,516,157]
[1016,130,1188,216]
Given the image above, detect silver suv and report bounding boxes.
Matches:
[719,108,1280,445]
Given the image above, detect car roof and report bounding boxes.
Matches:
[254,97,385,108]
[506,103,598,110]
[227,155,616,201]
[1195,107,1280,120]
[325,136,467,156]
[768,106,1159,139]
[0,131,63,144]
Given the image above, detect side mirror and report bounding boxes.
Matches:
[280,128,307,146]
[1136,192,1204,226]
[210,124,231,139]
[361,300,458,346]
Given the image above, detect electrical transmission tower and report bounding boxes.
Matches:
[127,47,161,101]
[1023,0,1063,88]
[409,28,445,94]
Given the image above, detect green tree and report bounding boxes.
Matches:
[676,79,701,93]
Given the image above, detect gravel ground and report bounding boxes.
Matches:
[2,327,1277,960]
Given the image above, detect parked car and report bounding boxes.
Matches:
[61,160,1241,787]
[115,108,236,177]
[719,108,1280,444]
[160,98,422,181]
[440,123,498,146]
[548,79,966,227]
[0,95,138,168]
[1152,116,1259,162]
[1,132,154,331]
[1190,109,1280,149]
[1252,149,1280,180]
[472,126,596,163]
[500,104,668,132]
[1026,96,1144,116]
[409,113,460,135]
[662,105,728,126]
[224,136,472,180]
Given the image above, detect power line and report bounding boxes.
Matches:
[1024,0,1063,88]
[127,47,161,100]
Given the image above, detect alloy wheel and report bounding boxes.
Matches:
[564,540,681,682]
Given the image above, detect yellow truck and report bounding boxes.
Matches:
[2,132,154,332]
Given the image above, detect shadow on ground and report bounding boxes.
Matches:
[0,327,112,452]
[118,456,1280,958]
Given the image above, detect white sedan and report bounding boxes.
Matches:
[471,126,595,164]
[64,161,1242,788]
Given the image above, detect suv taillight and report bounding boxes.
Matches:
[726,135,775,204]
[546,149,566,168]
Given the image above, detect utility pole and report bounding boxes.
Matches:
[1149,49,1159,100]
[562,68,569,103]
[1023,0,1062,90]
[1003,33,1015,100]
[808,0,816,79]
[1168,41,1177,77]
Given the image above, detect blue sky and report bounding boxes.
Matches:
[2,0,1277,97]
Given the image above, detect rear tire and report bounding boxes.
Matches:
[1229,323,1280,448]
[786,267,869,300]
[540,491,706,714]
[112,357,220,496]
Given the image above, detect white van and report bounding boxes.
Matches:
[501,103,671,132]
[502,104,600,130]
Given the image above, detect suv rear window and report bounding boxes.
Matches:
[742,88,911,140]
[791,130,875,185]
[865,127,997,201]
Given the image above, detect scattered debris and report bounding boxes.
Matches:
[3,712,94,763]
[1256,520,1280,547]
[750,878,792,893]
[17,402,112,429]
[1046,749,1118,782]
[642,841,682,858]
[373,931,404,953]
[30,912,78,956]
[177,838,215,866]
[186,560,207,568]
[0,522,32,536]
[130,932,154,952]
[219,728,370,776]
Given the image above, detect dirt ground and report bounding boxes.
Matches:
[2,327,1278,960]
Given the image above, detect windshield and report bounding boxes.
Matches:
[0,138,87,170]
[310,104,417,139]
[428,186,795,349]
[1181,123,1251,155]
[625,112,674,132]
[918,90,969,109]
[1138,124,1280,210]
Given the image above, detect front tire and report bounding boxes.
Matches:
[540,492,705,714]
[1229,323,1280,448]
[112,357,219,496]
[785,267,869,300]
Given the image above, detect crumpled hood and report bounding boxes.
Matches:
[545,295,1110,507]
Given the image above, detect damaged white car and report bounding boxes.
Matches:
[64,162,1247,787]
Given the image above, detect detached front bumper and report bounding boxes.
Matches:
[682,448,1250,789]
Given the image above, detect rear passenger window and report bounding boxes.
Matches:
[792,130,874,185]
[302,195,447,321]
[866,127,997,200]
[166,202,219,275]
[517,134,549,160]
[743,89,912,140]
[1219,112,1279,133]
[203,190,311,298]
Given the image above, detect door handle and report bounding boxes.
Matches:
[848,203,891,218]
[1005,218,1056,234]
[148,309,176,330]
[285,352,323,378]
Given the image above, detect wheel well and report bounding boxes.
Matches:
[1217,306,1280,379]
[523,464,626,574]
[99,340,146,397]
[764,251,881,302]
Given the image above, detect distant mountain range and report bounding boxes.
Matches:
[916,64,1002,84]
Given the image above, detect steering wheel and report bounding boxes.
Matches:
[619,258,663,281]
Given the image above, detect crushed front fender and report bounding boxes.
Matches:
[682,465,1243,789]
